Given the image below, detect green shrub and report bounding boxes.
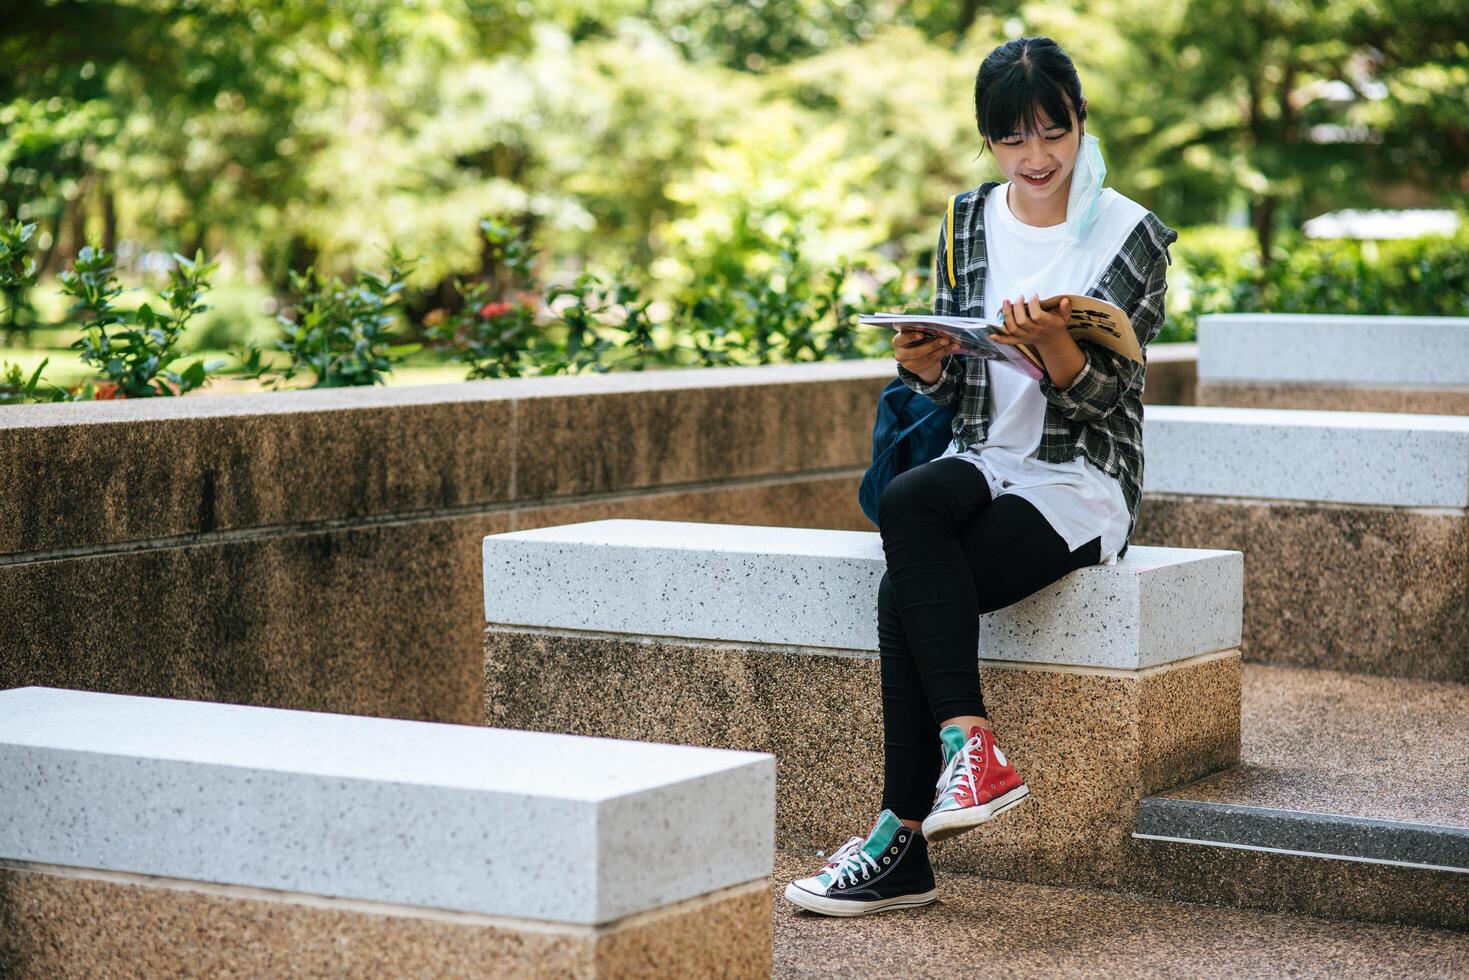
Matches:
[428,217,913,379]
[0,219,40,346]
[424,219,547,379]
[239,248,423,388]
[1170,218,1469,342]
[60,246,227,399]
[0,357,62,404]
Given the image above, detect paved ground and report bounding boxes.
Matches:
[768,849,1469,978]
[1155,662,1469,827]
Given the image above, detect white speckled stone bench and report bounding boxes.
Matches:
[482,519,1243,893]
[1138,406,1469,682]
[1196,313,1469,414]
[0,686,775,978]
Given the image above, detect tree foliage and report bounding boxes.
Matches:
[0,0,1463,331]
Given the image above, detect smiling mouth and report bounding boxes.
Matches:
[1020,169,1056,185]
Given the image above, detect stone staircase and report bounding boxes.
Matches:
[480,517,1469,967]
[1126,397,1469,933]
[1128,662,1467,930]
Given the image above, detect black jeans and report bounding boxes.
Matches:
[876,456,1102,821]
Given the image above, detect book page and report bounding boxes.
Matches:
[859,313,1044,380]
[1039,294,1143,365]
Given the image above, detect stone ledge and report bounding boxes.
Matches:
[483,519,1243,671]
[1143,406,1469,508]
[0,686,774,925]
[0,360,890,555]
[1197,313,1469,386]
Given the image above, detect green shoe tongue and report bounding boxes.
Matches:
[939,724,969,765]
[860,809,902,860]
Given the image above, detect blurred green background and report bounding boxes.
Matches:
[2,0,1466,394]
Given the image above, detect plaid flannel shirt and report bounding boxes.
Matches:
[896,180,1179,560]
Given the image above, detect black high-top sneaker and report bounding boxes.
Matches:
[782,809,937,916]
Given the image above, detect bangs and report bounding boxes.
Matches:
[976,64,1077,141]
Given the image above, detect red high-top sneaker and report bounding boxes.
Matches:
[921,723,1029,843]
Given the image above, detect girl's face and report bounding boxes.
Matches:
[984,99,1085,207]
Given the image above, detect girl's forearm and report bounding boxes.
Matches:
[1035,332,1086,389]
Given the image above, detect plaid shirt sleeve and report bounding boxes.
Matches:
[1037,215,1177,421]
[895,210,965,405]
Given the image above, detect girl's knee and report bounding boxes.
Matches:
[878,463,942,524]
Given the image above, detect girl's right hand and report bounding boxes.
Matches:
[893,329,961,384]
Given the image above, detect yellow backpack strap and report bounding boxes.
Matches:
[945,193,958,288]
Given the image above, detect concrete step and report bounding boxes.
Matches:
[1137,405,1469,682]
[0,686,775,976]
[1196,312,1469,414]
[769,850,1469,977]
[1130,663,1468,930]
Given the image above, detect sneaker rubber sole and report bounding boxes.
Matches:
[782,882,939,917]
[920,783,1030,843]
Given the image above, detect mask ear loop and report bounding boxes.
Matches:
[1065,130,1107,247]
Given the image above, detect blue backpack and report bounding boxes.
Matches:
[857,194,962,528]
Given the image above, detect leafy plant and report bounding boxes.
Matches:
[239,247,423,388]
[0,219,40,346]
[430,218,678,379]
[541,272,634,375]
[1171,220,1469,342]
[60,245,227,399]
[425,219,542,379]
[0,357,69,404]
[666,227,908,365]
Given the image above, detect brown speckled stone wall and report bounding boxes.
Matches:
[0,351,1197,724]
[0,861,773,979]
[0,366,882,722]
[0,475,867,726]
[484,627,1240,892]
[1198,379,1469,415]
[1142,345,1197,407]
[1133,494,1468,683]
[0,513,509,725]
[1138,652,1242,795]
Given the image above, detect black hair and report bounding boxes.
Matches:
[973,36,1086,153]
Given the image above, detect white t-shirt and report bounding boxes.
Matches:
[935,182,1145,565]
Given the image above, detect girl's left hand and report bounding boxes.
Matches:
[994,294,1070,347]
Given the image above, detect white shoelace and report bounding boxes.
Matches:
[820,835,880,888]
[818,836,861,868]
[933,733,983,809]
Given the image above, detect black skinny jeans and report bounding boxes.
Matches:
[876,455,1102,821]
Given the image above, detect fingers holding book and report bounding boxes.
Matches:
[893,328,960,379]
[995,294,1070,347]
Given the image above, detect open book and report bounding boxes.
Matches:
[861,294,1142,382]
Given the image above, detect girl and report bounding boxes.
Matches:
[784,35,1178,917]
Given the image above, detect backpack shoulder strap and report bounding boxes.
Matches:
[945,192,958,288]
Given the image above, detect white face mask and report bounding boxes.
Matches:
[1065,132,1106,246]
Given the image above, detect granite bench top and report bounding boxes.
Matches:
[483,519,1243,671]
[0,686,774,925]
